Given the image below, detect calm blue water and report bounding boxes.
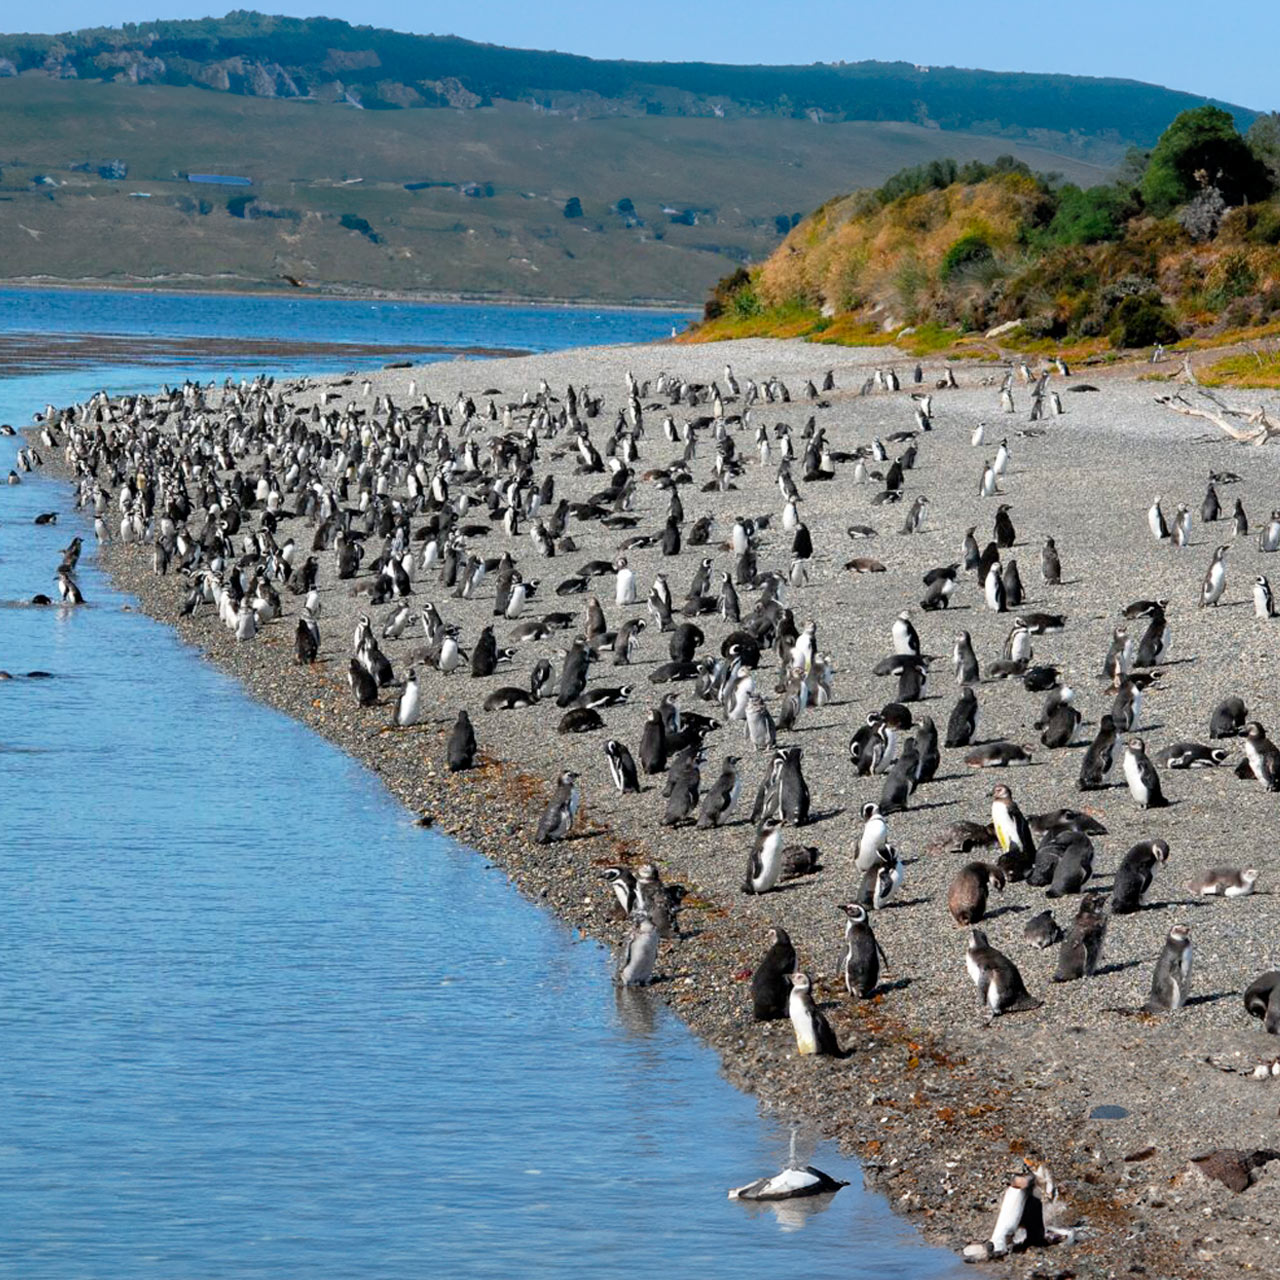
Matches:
[0,292,961,1279]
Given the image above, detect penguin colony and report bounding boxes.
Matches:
[30,345,1280,1263]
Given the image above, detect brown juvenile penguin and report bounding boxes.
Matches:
[1052,892,1109,982]
[947,861,1006,925]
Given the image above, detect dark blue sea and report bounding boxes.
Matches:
[0,288,961,1278]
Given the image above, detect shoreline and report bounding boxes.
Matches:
[34,338,1280,1277]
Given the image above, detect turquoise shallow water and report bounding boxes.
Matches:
[0,291,962,1279]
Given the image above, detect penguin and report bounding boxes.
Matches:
[983,562,1006,612]
[348,658,379,708]
[1040,694,1081,749]
[1111,839,1170,913]
[965,930,1042,1018]
[1209,696,1247,739]
[1199,544,1229,607]
[891,610,921,656]
[1243,972,1280,1034]
[857,846,902,910]
[295,609,320,664]
[446,709,477,771]
[604,739,640,794]
[994,504,1016,549]
[1187,866,1258,897]
[991,784,1036,879]
[616,915,659,987]
[1043,831,1095,899]
[556,640,591,707]
[392,669,422,727]
[638,709,668,775]
[1122,738,1168,808]
[1023,909,1064,949]
[1255,575,1276,618]
[1052,892,1108,982]
[777,746,811,825]
[1242,721,1280,790]
[839,902,887,998]
[855,801,889,872]
[636,864,683,939]
[787,971,844,1057]
[743,819,785,894]
[1232,497,1249,538]
[750,925,797,1020]
[948,862,1006,926]
[1161,741,1228,769]
[953,630,980,685]
[1001,559,1023,608]
[1110,677,1143,733]
[1260,510,1280,552]
[534,770,580,843]
[1148,495,1169,541]
[1077,715,1118,791]
[697,755,741,828]
[945,687,979,748]
[1143,924,1193,1013]
[1134,608,1170,666]
[1041,536,1061,585]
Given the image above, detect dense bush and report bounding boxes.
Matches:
[940,233,995,280]
[1141,106,1273,215]
[1045,183,1135,244]
[1108,294,1179,348]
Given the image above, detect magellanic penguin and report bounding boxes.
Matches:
[948,862,1006,926]
[991,784,1036,880]
[1187,866,1258,897]
[392,668,422,727]
[1143,924,1192,1013]
[1110,839,1170,913]
[1242,721,1280,790]
[743,818,786,894]
[1244,971,1280,1034]
[965,930,1042,1019]
[616,914,659,987]
[446,709,477,772]
[1255,575,1276,619]
[750,925,797,1020]
[1052,892,1109,982]
[534,770,580,843]
[604,739,640,794]
[945,687,979,748]
[1077,715,1118,790]
[788,972,845,1057]
[855,801,889,872]
[1199,544,1229,607]
[838,902,886,998]
[1122,738,1168,808]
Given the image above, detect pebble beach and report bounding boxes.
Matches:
[38,336,1280,1277]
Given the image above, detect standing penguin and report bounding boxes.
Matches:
[984,561,1007,613]
[534,770,580,843]
[855,801,889,872]
[1243,720,1280,790]
[446,709,477,772]
[1144,924,1193,1012]
[1123,738,1168,808]
[750,925,797,1020]
[788,972,845,1057]
[1111,839,1170,913]
[392,669,422,727]
[1052,892,1109,982]
[604,739,640,794]
[616,915,659,987]
[946,687,980,748]
[991,783,1036,879]
[743,818,786,894]
[1041,536,1062,585]
[1254,575,1276,618]
[697,756,742,828]
[839,903,887,998]
[965,930,1042,1019]
[953,630,980,684]
[1199,544,1229,607]
[1078,715,1119,791]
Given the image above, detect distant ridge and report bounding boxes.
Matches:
[0,11,1256,152]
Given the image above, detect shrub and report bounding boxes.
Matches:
[1204,250,1258,308]
[1141,106,1273,215]
[940,233,994,281]
[1046,183,1133,245]
[702,267,752,321]
[1108,294,1179,348]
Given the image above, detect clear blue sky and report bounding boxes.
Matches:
[15,2,1279,112]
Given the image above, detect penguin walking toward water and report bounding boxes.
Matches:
[1143,924,1193,1012]
[788,972,845,1057]
[1122,738,1168,808]
[965,930,1041,1019]
[446,710,477,771]
[750,925,797,1020]
[534,770,580,843]
[616,915,659,987]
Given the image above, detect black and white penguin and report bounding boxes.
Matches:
[1144,924,1192,1013]
[1023,909,1064,949]
[953,630,980,685]
[392,668,422,727]
[1122,738,1168,808]
[743,819,785,894]
[534,770,580,843]
[965,930,1042,1018]
[1209,696,1247,739]
[750,925,797,1020]
[857,846,902,910]
[1244,972,1280,1034]
[604,739,640,793]
[348,657,379,707]
[1199,544,1229,607]
[1256,575,1276,619]
[616,915,659,987]
[1187,866,1258,897]
[1052,892,1109,982]
[1242,721,1280,790]
[787,971,844,1057]
[446,709,477,771]
[636,864,683,939]
[697,755,742,829]
[601,866,638,917]
[1111,839,1170,913]
[1134,608,1170,667]
[991,783,1035,879]
[1161,741,1228,769]
[838,902,886,997]
[855,801,889,872]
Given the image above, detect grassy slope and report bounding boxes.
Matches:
[0,80,1110,303]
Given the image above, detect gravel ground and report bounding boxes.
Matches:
[32,337,1280,1277]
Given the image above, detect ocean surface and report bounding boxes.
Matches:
[0,288,962,1278]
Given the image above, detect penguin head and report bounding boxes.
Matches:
[839,902,869,926]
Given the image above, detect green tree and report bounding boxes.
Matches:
[1247,112,1280,186]
[1140,106,1272,214]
